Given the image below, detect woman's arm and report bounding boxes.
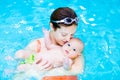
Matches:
[69,54,84,74]
[15,39,41,59]
[25,39,42,53]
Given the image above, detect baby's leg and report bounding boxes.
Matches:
[15,50,31,59]
[17,64,31,72]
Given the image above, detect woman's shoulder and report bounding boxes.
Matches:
[28,38,45,47]
[25,37,47,53]
[33,37,46,46]
[35,38,47,52]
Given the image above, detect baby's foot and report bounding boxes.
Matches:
[15,50,26,59]
[17,64,31,72]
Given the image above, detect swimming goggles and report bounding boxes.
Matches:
[51,17,79,25]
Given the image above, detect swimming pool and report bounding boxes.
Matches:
[0,0,120,80]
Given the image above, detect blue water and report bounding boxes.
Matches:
[0,0,120,80]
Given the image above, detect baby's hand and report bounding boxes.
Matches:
[63,57,73,70]
[42,27,49,35]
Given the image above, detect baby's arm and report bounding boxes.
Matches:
[42,28,60,50]
[63,57,73,70]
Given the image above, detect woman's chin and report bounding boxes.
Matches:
[57,42,64,46]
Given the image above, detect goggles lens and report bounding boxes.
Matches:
[51,17,79,25]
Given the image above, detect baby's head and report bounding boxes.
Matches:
[62,38,84,59]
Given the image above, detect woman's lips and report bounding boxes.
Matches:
[63,41,68,44]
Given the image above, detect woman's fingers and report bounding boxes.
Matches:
[36,59,42,64]
[40,59,48,66]
[35,58,53,70]
[35,57,53,70]
[44,65,53,71]
[43,62,53,70]
[35,57,42,64]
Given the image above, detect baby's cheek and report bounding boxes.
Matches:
[69,53,77,59]
[67,54,73,59]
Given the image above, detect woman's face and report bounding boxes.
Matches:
[51,24,77,46]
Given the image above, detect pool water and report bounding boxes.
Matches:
[0,0,120,80]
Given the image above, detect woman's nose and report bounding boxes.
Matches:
[65,35,71,42]
[65,34,73,42]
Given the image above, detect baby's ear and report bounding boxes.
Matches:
[77,53,81,56]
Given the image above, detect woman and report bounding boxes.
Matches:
[15,7,84,78]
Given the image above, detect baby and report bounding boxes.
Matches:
[42,28,84,70]
[16,29,84,71]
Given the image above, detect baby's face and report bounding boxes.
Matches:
[62,39,82,59]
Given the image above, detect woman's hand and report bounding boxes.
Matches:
[35,57,53,70]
